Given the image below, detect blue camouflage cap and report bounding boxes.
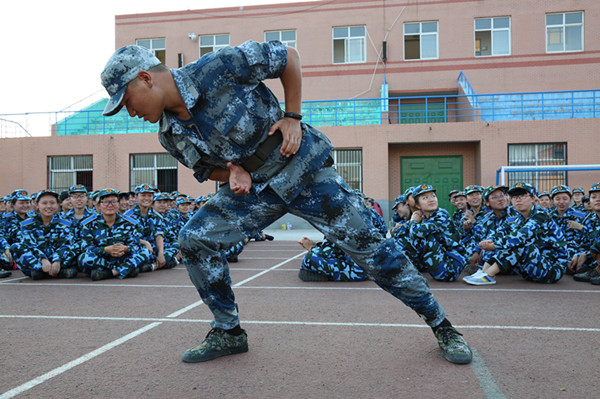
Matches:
[508,182,536,196]
[35,189,59,202]
[537,190,550,198]
[448,189,459,198]
[69,184,88,194]
[589,182,600,193]
[412,184,436,198]
[11,189,30,201]
[101,45,162,117]
[195,196,205,204]
[176,196,192,206]
[482,185,508,201]
[572,187,585,194]
[403,186,418,198]
[135,183,156,194]
[97,188,120,200]
[464,185,483,195]
[550,185,571,198]
[393,195,406,209]
[153,192,170,201]
[454,190,466,198]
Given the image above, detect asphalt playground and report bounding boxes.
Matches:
[1,229,599,399]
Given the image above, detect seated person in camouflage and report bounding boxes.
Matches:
[537,191,552,210]
[408,185,467,282]
[124,184,170,271]
[150,192,180,269]
[582,195,592,213]
[78,189,146,280]
[463,182,568,286]
[572,187,586,211]
[11,190,77,280]
[547,185,588,274]
[573,183,600,284]
[0,234,13,277]
[2,190,32,246]
[390,195,419,264]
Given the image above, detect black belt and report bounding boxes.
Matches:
[241,129,283,172]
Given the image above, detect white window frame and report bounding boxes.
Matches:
[403,21,439,61]
[48,155,93,192]
[332,149,362,191]
[199,34,230,57]
[474,17,511,57]
[136,38,166,63]
[130,153,178,192]
[332,26,366,64]
[265,30,297,48]
[545,11,584,53]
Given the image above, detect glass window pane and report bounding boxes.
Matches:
[349,26,365,37]
[333,27,348,38]
[493,30,509,55]
[421,34,437,58]
[215,35,230,45]
[281,30,296,41]
[156,153,177,168]
[404,35,420,59]
[133,170,154,187]
[153,38,166,48]
[200,36,214,46]
[421,22,437,33]
[154,49,166,64]
[475,31,491,56]
[137,39,150,48]
[73,155,92,170]
[133,154,154,168]
[52,172,73,190]
[547,27,563,51]
[347,38,364,62]
[265,31,279,41]
[565,26,582,50]
[333,39,345,63]
[546,14,563,26]
[494,17,510,29]
[475,18,491,30]
[51,156,71,170]
[565,12,582,24]
[404,23,420,34]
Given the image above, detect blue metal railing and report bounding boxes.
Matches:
[2,89,600,137]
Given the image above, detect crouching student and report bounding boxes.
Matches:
[463,182,568,286]
[78,189,146,280]
[11,190,77,280]
[408,185,468,281]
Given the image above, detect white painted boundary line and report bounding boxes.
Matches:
[0,323,161,399]
[0,251,303,398]
[2,315,599,332]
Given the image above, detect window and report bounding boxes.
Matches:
[130,153,178,193]
[404,22,438,60]
[507,143,567,192]
[199,34,230,57]
[136,38,166,64]
[332,149,362,191]
[333,26,366,64]
[265,30,296,48]
[475,17,511,56]
[48,155,93,193]
[546,12,583,53]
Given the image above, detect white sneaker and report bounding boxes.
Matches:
[462,269,485,282]
[463,272,496,286]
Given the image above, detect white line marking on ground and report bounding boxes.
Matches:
[0,322,161,399]
[2,315,599,332]
[233,252,305,287]
[0,276,28,283]
[470,348,507,399]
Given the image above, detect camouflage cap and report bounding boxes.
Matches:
[97,188,120,200]
[550,185,571,198]
[508,182,536,196]
[135,184,157,194]
[482,185,508,201]
[153,192,170,201]
[464,184,483,195]
[537,190,550,198]
[412,184,436,198]
[176,196,192,206]
[35,189,59,202]
[589,182,600,193]
[454,191,466,198]
[11,189,30,201]
[403,186,418,198]
[572,187,585,194]
[101,45,162,117]
[448,189,459,198]
[69,184,88,194]
[392,195,406,209]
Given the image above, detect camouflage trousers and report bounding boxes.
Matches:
[179,166,446,330]
[13,249,73,276]
[490,245,568,283]
[301,238,368,282]
[77,250,146,279]
[410,238,467,282]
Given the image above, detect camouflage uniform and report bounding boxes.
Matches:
[548,207,587,259]
[144,40,448,331]
[11,214,75,277]
[0,235,11,270]
[78,212,146,278]
[124,205,177,266]
[488,205,568,283]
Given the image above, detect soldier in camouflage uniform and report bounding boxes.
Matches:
[124,184,174,271]
[101,42,472,365]
[2,190,32,246]
[0,234,12,277]
[408,185,467,282]
[149,192,180,268]
[78,189,145,280]
[463,182,568,286]
[11,190,77,280]
[572,187,586,211]
[573,183,600,284]
[547,185,588,274]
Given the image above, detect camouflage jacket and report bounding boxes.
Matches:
[11,214,74,264]
[123,206,164,244]
[581,212,600,254]
[157,40,333,204]
[79,213,143,258]
[470,208,515,254]
[548,207,587,256]
[2,212,29,245]
[409,207,466,255]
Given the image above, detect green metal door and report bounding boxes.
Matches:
[401,155,463,213]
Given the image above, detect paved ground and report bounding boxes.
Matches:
[1,237,599,398]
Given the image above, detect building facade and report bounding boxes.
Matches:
[1,0,598,220]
